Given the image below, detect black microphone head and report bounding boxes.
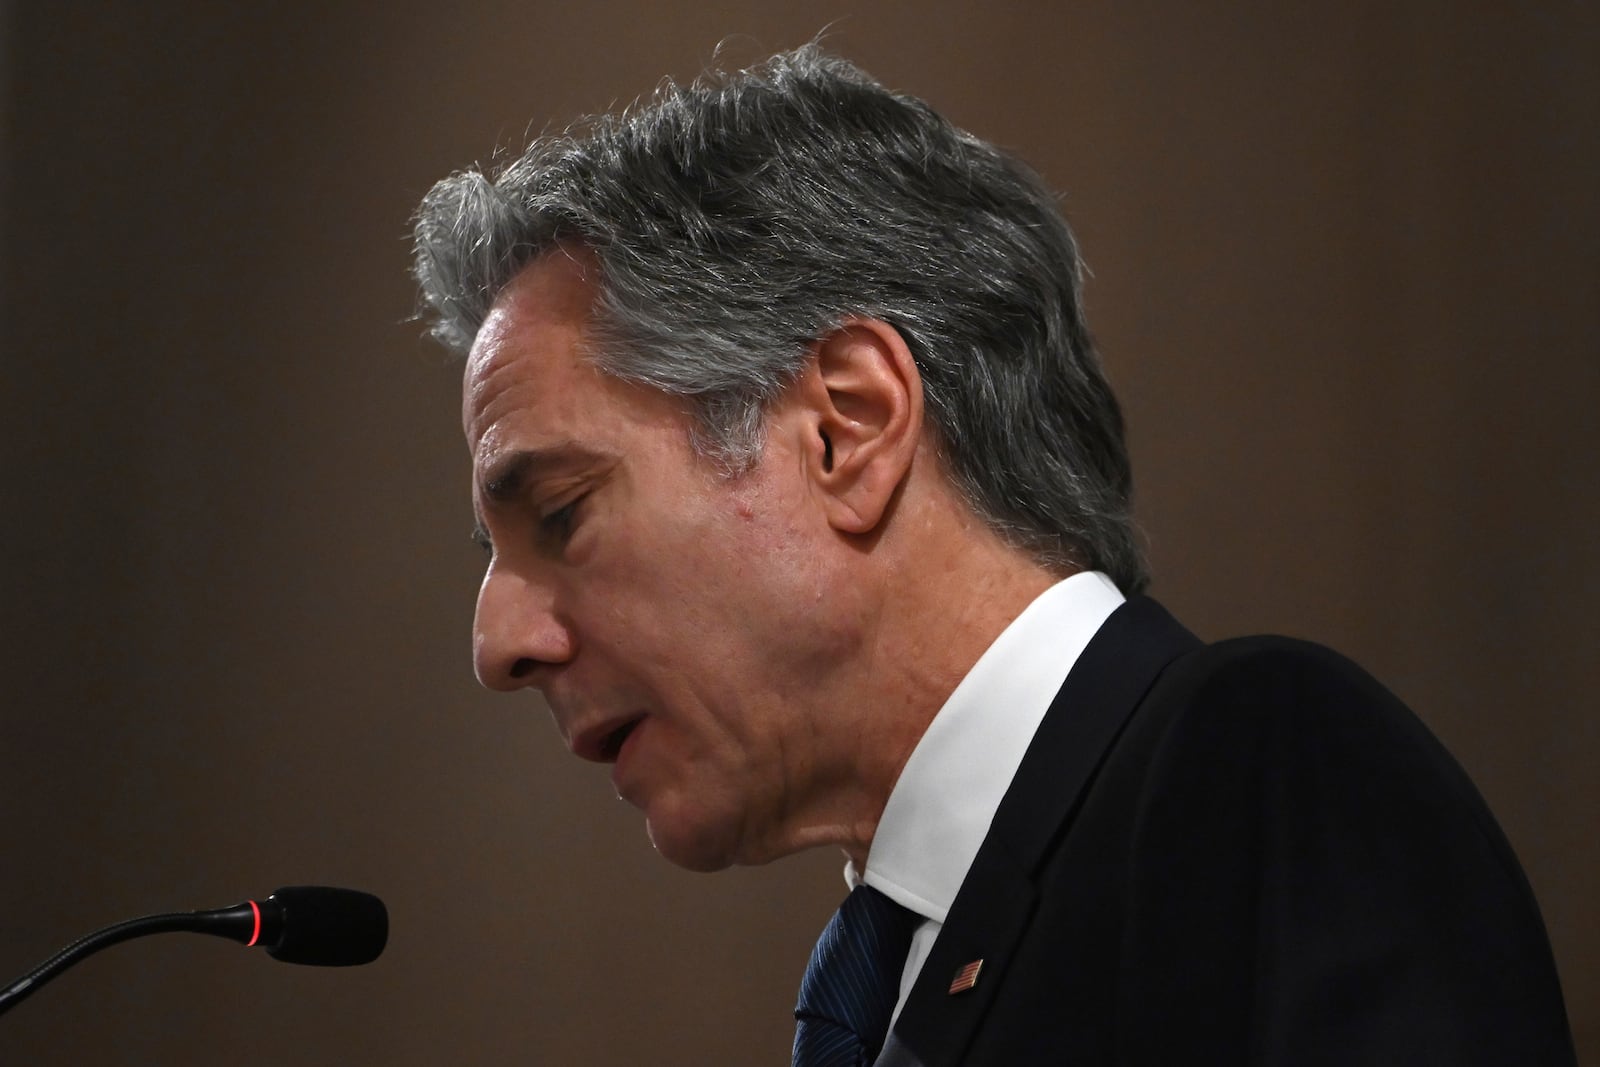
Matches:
[262,886,387,967]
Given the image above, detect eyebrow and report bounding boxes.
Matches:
[471,444,612,552]
[480,450,542,504]
[477,443,602,504]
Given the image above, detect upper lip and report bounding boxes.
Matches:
[569,713,646,763]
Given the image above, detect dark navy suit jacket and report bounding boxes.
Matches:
[877,598,1575,1066]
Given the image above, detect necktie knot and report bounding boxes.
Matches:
[793,884,921,1067]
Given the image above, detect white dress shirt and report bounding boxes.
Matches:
[846,570,1126,1023]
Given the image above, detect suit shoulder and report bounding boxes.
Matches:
[1103,631,1575,1062]
[1154,632,1416,743]
[1130,629,1528,892]
[1176,631,1380,692]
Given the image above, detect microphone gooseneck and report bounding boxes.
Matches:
[0,885,387,1018]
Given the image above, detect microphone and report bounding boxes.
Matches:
[0,886,387,1017]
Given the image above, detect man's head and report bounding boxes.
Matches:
[418,46,1145,872]
[415,45,1146,593]
[457,243,972,871]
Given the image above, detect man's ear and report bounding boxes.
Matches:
[791,318,925,535]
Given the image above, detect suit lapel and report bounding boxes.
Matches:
[881,597,1200,1067]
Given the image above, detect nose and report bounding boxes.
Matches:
[472,563,576,691]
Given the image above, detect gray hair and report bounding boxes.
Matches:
[413,45,1148,593]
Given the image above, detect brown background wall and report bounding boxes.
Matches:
[2,3,1594,1063]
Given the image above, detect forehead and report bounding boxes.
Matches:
[462,249,694,476]
[463,249,599,436]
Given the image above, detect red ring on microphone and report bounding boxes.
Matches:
[246,900,261,947]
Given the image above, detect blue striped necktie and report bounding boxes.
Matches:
[793,884,921,1067]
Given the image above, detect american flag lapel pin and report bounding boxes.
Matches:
[948,958,984,995]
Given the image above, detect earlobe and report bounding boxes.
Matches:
[798,318,924,535]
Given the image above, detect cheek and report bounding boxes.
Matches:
[620,501,781,623]
[582,469,846,713]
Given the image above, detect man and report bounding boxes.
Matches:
[412,46,1575,1066]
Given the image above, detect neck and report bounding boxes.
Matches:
[812,489,1068,872]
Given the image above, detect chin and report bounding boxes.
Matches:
[643,804,743,873]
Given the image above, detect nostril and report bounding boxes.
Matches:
[508,657,538,680]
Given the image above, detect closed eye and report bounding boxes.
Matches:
[539,494,587,549]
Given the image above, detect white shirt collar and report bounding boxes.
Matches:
[849,571,1126,921]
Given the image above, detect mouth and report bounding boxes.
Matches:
[598,717,642,762]
[572,714,646,764]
